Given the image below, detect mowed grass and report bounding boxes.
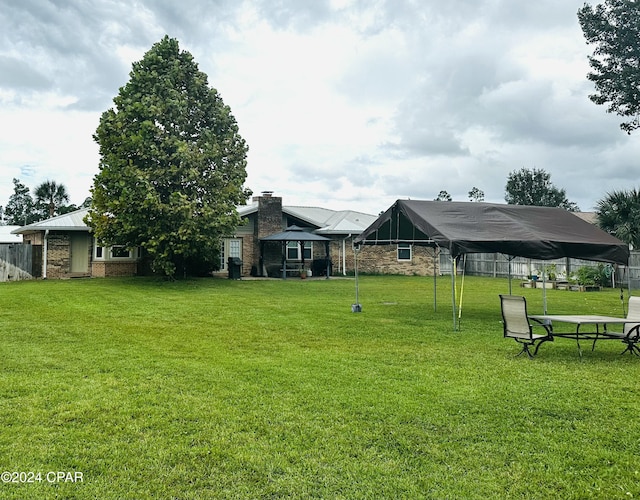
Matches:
[0,275,639,499]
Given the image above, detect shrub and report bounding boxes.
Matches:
[573,264,610,287]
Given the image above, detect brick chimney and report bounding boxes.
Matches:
[253,192,283,275]
[253,191,283,239]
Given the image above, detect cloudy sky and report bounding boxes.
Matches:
[0,0,637,216]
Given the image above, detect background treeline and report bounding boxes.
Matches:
[0,178,90,225]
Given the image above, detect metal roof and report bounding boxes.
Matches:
[237,202,376,235]
[10,203,377,237]
[284,206,377,234]
[11,208,90,234]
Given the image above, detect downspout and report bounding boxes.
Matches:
[43,229,49,279]
[342,234,351,276]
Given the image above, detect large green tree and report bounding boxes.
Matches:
[5,178,37,225]
[504,168,580,211]
[578,0,640,134]
[595,188,640,248]
[89,36,251,278]
[34,180,70,218]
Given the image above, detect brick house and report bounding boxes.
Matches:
[215,192,439,278]
[11,193,440,279]
[12,209,139,279]
[213,192,376,278]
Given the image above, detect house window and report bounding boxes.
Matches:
[220,238,242,270]
[93,239,139,261]
[398,243,412,261]
[286,241,312,261]
[111,246,131,259]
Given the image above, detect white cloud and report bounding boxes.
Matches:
[0,0,637,217]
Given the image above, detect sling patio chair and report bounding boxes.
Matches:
[605,296,640,356]
[499,294,553,358]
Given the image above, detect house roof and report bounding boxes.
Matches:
[573,211,597,224]
[285,206,377,234]
[12,202,378,237]
[11,208,90,234]
[238,202,377,235]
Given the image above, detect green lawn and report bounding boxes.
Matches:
[0,275,638,499]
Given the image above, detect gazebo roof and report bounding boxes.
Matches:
[260,225,330,242]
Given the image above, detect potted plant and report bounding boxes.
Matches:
[299,268,307,279]
[543,264,557,282]
[570,265,606,291]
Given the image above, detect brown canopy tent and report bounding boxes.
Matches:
[354,200,630,329]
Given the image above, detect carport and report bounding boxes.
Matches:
[354,200,630,329]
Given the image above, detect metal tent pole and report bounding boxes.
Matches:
[543,268,548,314]
[451,255,458,331]
[433,248,437,312]
[352,244,362,312]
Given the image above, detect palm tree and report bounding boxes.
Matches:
[595,188,640,249]
[34,180,70,218]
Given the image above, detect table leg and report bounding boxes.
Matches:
[576,325,583,358]
[592,324,600,352]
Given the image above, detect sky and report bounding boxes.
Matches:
[1,0,638,217]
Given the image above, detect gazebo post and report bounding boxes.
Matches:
[281,241,287,280]
[325,241,330,279]
[259,241,265,277]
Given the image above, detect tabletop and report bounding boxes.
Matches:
[529,314,628,325]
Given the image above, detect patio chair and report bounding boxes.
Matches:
[606,296,640,356]
[499,295,553,358]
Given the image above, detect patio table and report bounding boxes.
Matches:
[528,314,629,357]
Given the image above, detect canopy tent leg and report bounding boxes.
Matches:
[433,248,437,312]
[451,255,458,331]
[622,264,629,316]
[352,244,362,312]
[542,270,548,314]
[458,254,466,322]
[508,256,512,295]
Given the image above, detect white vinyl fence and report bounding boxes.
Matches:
[439,250,640,287]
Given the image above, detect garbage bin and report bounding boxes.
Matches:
[228,257,243,280]
[312,258,332,277]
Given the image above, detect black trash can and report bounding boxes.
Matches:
[312,258,332,277]
[228,257,243,279]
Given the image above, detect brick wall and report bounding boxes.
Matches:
[45,233,71,278]
[355,244,438,276]
[92,261,137,277]
[241,236,255,276]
